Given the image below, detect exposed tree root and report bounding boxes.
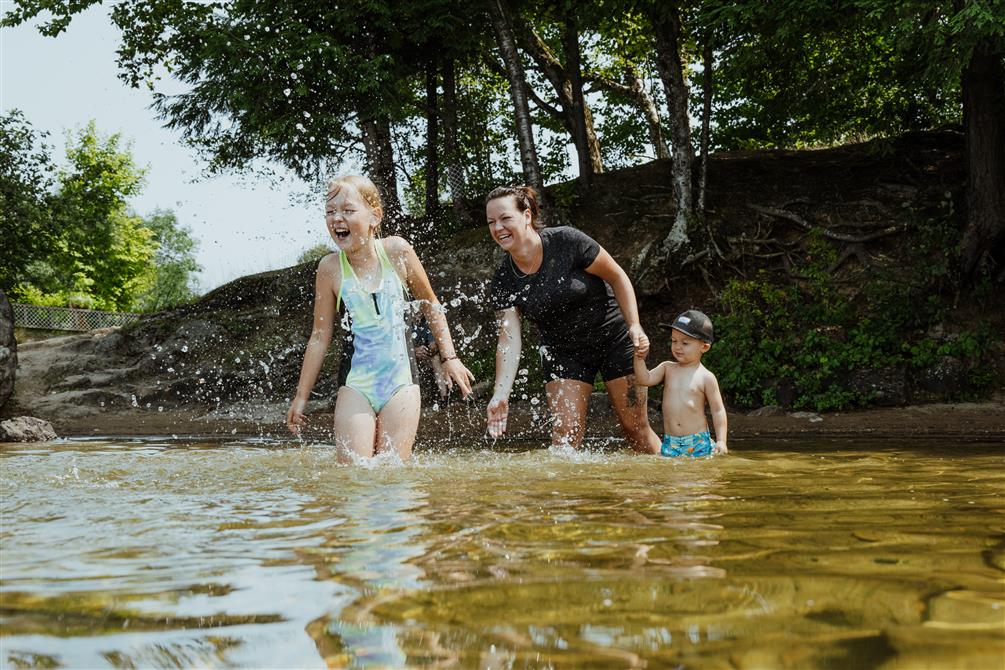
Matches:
[747,203,905,242]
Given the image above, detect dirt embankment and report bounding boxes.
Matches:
[3,131,1003,441]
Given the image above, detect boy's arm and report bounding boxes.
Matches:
[705,371,728,454]
[632,354,665,387]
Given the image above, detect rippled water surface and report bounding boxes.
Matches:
[1,438,1003,669]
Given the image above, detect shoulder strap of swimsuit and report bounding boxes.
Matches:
[375,238,409,297]
[375,237,394,271]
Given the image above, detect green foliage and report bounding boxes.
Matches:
[6,0,996,198]
[296,243,333,265]
[4,117,199,313]
[708,4,962,150]
[706,223,1000,411]
[0,110,58,292]
[37,122,154,311]
[131,210,201,312]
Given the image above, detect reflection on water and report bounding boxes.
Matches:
[1,439,1003,668]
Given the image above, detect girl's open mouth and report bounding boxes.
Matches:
[334,229,350,240]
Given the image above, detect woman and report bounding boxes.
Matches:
[484,185,660,453]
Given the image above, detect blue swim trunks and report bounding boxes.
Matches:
[661,431,713,457]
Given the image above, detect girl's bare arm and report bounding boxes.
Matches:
[287,255,340,433]
[389,236,473,397]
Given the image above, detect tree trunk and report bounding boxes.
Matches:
[959,37,1005,279]
[0,289,16,411]
[586,65,669,160]
[442,57,467,221]
[521,24,604,175]
[698,36,714,218]
[360,115,402,222]
[650,3,695,254]
[626,64,670,160]
[563,17,594,184]
[425,59,440,218]
[487,0,542,191]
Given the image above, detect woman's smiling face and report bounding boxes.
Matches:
[486,195,533,251]
[326,185,378,250]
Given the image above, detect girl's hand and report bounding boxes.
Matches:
[629,325,650,358]
[286,398,308,435]
[486,394,509,437]
[441,357,475,398]
[714,441,728,455]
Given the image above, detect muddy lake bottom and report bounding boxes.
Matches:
[1,437,1003,669]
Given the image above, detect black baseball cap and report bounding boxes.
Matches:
[671,309,714,343]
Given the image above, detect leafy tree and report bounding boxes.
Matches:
[6,0,1000,277]
[0,110,58,293]
[132,210,201,312]
[6,121,158,311]
[708,4,960,150]
[708,0,1004,278]
[47,122,154,310]
[296,242,333,265]
[586,11,670,164]
[3,0,491,223]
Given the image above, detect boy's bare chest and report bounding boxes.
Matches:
[665,369,705,409]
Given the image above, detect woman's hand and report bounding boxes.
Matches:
[629,324,650,358]
[286,397,308,435]
[441,357,475,398]
[486,394,509,437]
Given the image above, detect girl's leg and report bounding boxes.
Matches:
[544,379,593,447]
[375,384,422,459]
[605,374,661,454]
[333,386,378,462]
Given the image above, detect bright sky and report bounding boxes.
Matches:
[1,2,341,291]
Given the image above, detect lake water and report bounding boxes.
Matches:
[1,438,1003,669]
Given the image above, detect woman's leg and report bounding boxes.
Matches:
[605,374,661,454]
[375,384,422,459]
[544,379,593,447]
[333,386,378,462]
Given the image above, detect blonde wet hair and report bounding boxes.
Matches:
[327,175,384,233]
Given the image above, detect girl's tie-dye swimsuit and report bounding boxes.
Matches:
[336,240,413,413]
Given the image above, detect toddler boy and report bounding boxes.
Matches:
[634,310,727,456]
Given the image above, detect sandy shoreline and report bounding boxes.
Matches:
[9,397,1003,445]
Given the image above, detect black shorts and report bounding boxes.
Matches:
[539,326,634,384]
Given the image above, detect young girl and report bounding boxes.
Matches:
[286,175,473,460]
